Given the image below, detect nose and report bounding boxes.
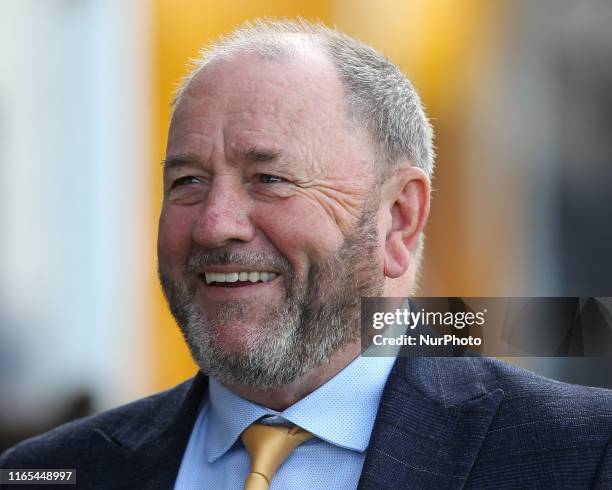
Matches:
[192,176,256,248]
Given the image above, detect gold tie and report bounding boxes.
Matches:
[241,424,313,490]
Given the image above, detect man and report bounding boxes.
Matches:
[1,19,611,489]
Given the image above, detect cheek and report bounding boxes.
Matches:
[157,206,196,270]
[255,200,344,273]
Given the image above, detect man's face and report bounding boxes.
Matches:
[158,50,385,389]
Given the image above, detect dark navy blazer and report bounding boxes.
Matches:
[2,357,612,489]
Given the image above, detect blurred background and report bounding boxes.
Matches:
[1,0,611,451]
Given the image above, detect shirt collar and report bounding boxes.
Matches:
[205,354,396,463]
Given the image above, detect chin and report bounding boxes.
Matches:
[209,321,262,353]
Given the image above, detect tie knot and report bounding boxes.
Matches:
[241,423,313,490]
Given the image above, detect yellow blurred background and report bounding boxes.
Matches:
[1,0,612,449]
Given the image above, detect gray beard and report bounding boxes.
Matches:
[158,200,383,390]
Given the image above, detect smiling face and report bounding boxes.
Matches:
[157,48,386,389]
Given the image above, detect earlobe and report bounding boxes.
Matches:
[383,168,430,279]
[385,232,410,278]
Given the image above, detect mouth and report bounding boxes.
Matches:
[199,271,279,288]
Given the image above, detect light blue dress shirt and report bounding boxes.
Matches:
[173,354,397,489]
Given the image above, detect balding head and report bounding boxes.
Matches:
[174,19,435,181]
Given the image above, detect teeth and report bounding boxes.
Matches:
[248,271,258,283]
[204,271,278,284]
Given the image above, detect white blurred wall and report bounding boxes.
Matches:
[0,0,152,426]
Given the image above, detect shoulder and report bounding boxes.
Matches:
[475,356,612,423]
[413,357,612,485]
[435,356,612,432]
[394,356,612,452]
[395,355,612,411]
[0,377,195,469]
[467,357,612,485]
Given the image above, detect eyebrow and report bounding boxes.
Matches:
[161,146,284,171]
[161,153,204,170]
[236,146,282,163]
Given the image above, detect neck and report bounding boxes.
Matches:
[222,340,362,411]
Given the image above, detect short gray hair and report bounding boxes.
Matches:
[173,18,435,180]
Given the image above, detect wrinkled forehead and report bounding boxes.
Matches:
[167,48,377,181]
[171,48,350,130]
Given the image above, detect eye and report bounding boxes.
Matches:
[172,176,202,187]
[258,174,285,184]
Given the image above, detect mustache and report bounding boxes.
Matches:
[186,250,292,274]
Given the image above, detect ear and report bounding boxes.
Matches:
[383,167,431,278]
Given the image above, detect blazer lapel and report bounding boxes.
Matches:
[359,357,504,490]
[85,372,208,490]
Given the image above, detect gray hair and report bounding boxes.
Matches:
[173,18,435,180]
